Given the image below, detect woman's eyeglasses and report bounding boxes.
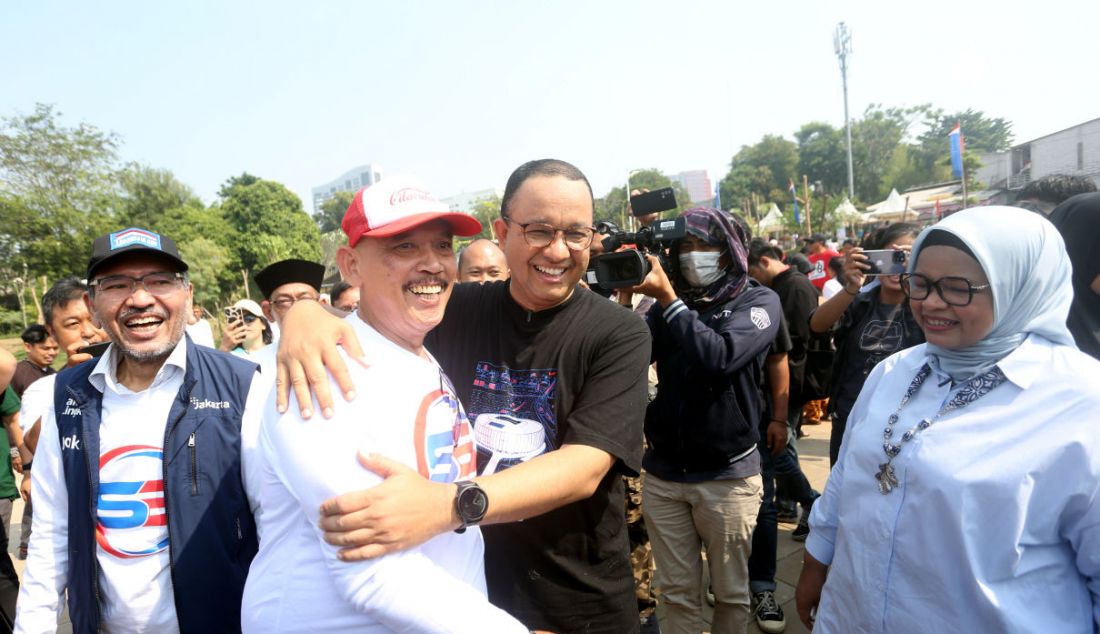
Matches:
[900,273,990,307]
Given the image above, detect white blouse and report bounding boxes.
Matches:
[807,334,1100,633]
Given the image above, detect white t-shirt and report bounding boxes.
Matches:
[17,373,54,431]
[242,314,526,634]
[822,277,843,300]
[185,319,215,348]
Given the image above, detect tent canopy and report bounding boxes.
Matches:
[757,203,785,232]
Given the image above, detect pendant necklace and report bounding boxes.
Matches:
[875,363,1008,494]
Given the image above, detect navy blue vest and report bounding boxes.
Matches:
[53,337,259,633]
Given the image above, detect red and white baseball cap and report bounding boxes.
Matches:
[342,175,483,247]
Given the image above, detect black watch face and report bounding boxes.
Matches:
[458,485,488,522]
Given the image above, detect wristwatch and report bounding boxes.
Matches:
[453,480,489,534]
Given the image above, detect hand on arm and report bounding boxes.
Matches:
[319,444,616,562]
[275,300,365,418]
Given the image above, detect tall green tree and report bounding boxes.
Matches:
[596,169,693,227]
[0,103,120,282]
[218,176,322,288]
[718,135,798,218]
[795,122,847,196]
[313,190,354,233]
[468,194,502,241]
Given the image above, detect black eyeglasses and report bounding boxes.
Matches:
[503,216,596,251]
[89,272,185,301]
[900,273,990,307]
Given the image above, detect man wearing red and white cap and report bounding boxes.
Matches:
[241,176,530,633]
[275,160,651,634]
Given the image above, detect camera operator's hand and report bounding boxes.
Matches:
[630,254,677,307]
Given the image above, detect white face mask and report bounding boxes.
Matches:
[679,251,725,287]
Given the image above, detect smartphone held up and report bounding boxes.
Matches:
[862,249,907,277]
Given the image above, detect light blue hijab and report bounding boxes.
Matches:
[909,205,1075,381]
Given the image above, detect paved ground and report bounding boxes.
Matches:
[654,418,834,634]
[7,420,834,634]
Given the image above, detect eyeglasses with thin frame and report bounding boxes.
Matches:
[502,216,596,251]
[271,293,320,311]
[900,273,990,307]
[89,272,185,301]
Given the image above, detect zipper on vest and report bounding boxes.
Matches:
[188,433,198,495]
[163,378,196,632]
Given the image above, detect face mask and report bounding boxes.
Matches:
[679,251,725,287]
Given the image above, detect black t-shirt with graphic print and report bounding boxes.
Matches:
[425,280,651,634]
[825,288,924,422]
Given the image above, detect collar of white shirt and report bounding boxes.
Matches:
[89,336,188,396]
[923,333,1047,392]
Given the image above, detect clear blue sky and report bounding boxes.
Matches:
[4,0,1097,210]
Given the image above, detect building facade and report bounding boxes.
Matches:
[976,118,1100,191]
[673,170,714,205]
[311,164,383,212]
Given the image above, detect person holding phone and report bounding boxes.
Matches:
[220,299,273,357]
[809,223,924,465]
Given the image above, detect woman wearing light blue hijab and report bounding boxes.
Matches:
[795,206,1100,633]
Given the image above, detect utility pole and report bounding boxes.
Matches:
[834,22,855,200]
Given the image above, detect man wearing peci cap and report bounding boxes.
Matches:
[241,176,531,633]
[16,228,265,634]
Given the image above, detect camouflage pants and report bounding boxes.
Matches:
[625,473,658,619]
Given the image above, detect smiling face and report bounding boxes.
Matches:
[338,220,457,352]
[458,239,509,284]
[493,175,592,312]
[24,337,59,368]
[86,255,191,365]
[910,245,995,350]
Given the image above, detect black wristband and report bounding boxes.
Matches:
[770,418,786,425]
[843,286,859,296]
[21,461,30,472]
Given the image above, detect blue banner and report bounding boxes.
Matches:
[788,179,801,225]
[949,123,964,178]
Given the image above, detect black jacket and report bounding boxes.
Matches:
[642,281,781,479]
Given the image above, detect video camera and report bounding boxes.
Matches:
[585,187,686,290]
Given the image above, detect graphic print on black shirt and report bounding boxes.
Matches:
[469,362,555,474]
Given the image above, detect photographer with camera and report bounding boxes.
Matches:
[630,207,780,633]
[219,299,274,358]
[808,222,924,465]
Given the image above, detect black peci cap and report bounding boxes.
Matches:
[254,259,325,299]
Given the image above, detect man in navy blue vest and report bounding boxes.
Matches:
[15,228,264,634]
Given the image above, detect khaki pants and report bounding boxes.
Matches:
[643,473,763,634]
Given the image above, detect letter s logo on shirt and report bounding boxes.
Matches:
[96,445,169,558]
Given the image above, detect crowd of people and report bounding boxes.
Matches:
[0,165,1097,634]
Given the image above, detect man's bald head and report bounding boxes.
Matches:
[458,238,509,284]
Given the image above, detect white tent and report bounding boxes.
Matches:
[832,198,863,224]
[864,188,909,221]
[756,203,785,233]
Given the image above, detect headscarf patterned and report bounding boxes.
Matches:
[668,207,750,310]
[908,205,1074,381]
